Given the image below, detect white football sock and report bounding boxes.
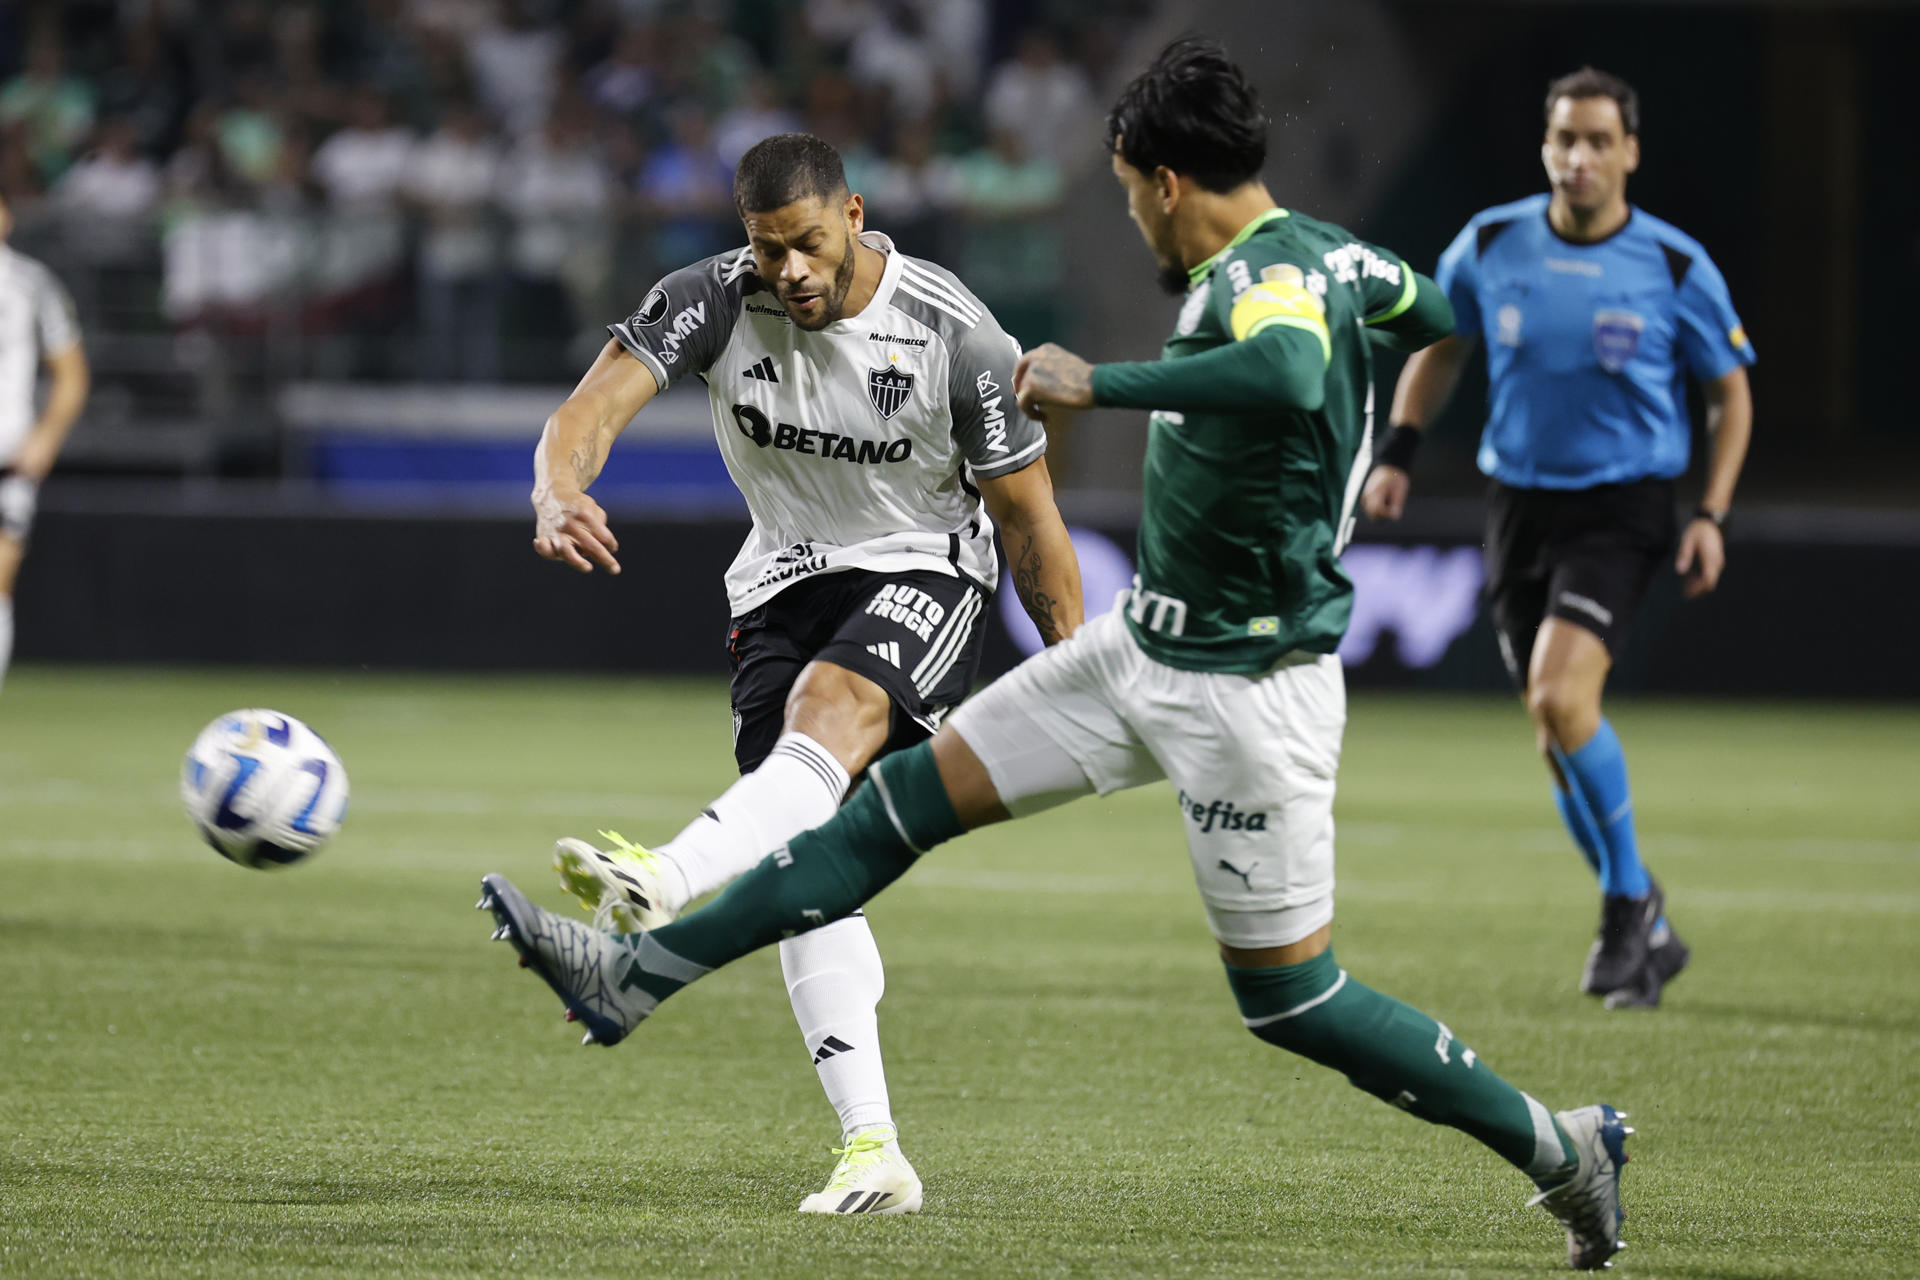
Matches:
[656,732,850,910]
[780,913,894,1139]
[0,595,13,694]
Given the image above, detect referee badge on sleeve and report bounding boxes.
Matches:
[1592,309,1645,373]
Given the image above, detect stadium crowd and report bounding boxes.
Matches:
[0,0,1146,380]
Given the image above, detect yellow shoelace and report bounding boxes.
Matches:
[823,1129,895,1187]
[597,829,661,869]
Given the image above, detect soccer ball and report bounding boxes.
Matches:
[180,709,349,868]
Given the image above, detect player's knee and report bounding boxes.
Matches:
[1526,679,1595,747]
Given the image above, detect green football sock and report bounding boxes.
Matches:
[617,741,964,1002]
[1225,950,1576,1184]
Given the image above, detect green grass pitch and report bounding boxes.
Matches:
[3,667,1916,1278]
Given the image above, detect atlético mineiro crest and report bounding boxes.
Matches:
[867,366,913,419]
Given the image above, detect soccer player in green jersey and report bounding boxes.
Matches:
[479,38,1634,1268]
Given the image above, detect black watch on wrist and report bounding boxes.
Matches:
[1692,505,1729,533]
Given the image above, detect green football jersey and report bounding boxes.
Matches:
[1089,208,1452,674]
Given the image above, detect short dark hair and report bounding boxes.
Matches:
[1545,67,1640,136]
[1105,36,1267,193]
[732,133,848,215]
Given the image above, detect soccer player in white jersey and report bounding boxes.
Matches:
[0,194,90,695]
[526,134,1083,1214]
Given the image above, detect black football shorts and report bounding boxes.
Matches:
[726,568,991,773]
[1483,476,1676,684]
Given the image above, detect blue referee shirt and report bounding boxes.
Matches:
[1435,194,1756,490]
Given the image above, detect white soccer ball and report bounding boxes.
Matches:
[180,709,349,869]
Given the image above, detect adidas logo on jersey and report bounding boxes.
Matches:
[742,355,779,383]
[864,641,902,667]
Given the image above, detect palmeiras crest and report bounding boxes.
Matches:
[867,365,914,419]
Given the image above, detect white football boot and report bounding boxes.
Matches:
[477,873,661,1047]
[1529,1104,1634,1270]
[796,1125,923,1215]
[553,830,684,932]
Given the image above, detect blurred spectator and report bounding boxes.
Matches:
[983,29,1096,165]
[160,166,305,327]
[467,0,563,136]
[496,97,612,366]
[0,32,99,186]
[52,116,160,265]
[803,0,875,54]
[216,73,286,187]
[94,20,188,159]
[216,0,280,86]
[585,24,662,118]
[311,86,415,294]
[408,101,502,380]
[854,119,953,256]
[847,5,939,123]
[714,81,800,171]
[670,13,757,117]
[917,0,988,98]
[946,128,1065,339]
[947,128,1063,220]
[636,103,732,266]
[312,88,416,208]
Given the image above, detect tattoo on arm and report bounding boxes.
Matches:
[1012,533,1063,645]
[568,439,603,490]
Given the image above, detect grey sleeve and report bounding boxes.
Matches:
[30,260,80,355]
[607,254,743,391]
[948,314,1046,478]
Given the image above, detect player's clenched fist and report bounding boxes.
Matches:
[533,490,621,575]
[1361,465,1410,521]
[1014,344,1096,418]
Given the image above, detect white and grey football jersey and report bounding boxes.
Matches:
[0,245,81,466]
[609,231,1047,615]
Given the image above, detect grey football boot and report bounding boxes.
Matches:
[477,873,659,1047]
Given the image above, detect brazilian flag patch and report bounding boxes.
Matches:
[1247,617,1280,636]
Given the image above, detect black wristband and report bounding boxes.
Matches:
[1374,424,1423,472]
[1692,505,1730,533]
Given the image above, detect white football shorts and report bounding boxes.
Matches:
[948,606,1343,948]
[0,471,36,542]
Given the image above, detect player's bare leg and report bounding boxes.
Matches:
[1528,619,1686,1003]
[0,532,25,694]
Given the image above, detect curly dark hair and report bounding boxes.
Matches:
[1105,36,1268,193]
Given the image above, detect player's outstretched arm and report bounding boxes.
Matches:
[1077,321,1330,416]
[979,458,1083,645]
[531,340,661,574]
[1675,365,1752,598]
[1363,332,1478,521]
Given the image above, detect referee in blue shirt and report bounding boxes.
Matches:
[1365,68,1755,1009]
